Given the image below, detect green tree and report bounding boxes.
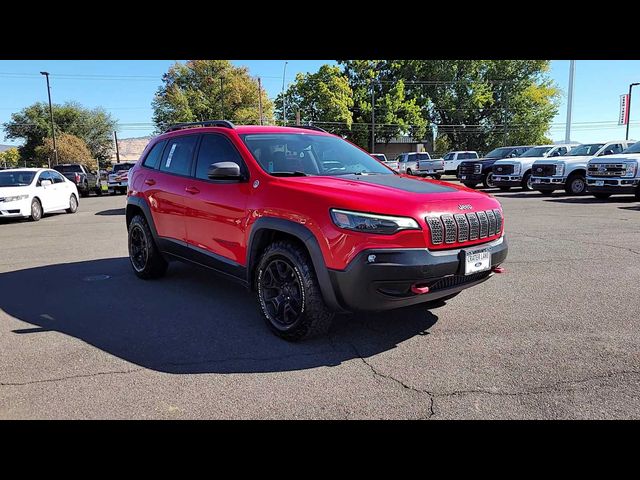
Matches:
[152,60,273,131]
[34,133,95,169]
[339,60,427,150]
[274,65,353,136]
[0,147,21,168]
[394,60,559,152]
[3,102,117,163]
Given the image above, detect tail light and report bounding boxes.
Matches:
[74,173,80,183]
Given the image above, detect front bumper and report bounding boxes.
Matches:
[457,173,483,183]
[493,175,522,186]
[327,236,508,312]
[0,199,30,218]
[531,176,566,191]
[586,177,639,195]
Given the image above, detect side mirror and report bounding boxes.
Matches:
[207,162,242,180]
[41,179,52,187]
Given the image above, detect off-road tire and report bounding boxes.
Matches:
[256,241,334,341]
[128,214,168,280]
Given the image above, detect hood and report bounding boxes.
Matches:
[275,173,501,217]
[493,156,546,165]
[0,186,30,198]
[538,155,592,165]
[588,153,640,164]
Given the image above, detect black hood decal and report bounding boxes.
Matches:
[335,174,458,193]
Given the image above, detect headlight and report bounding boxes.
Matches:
[473,163,482,174]
[555,163,565,176]
[330,209,420,235]
[624,162,637,177]
[1,194,29,203]
[512,163,521,175]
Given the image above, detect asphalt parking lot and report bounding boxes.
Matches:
[1,182,639,419]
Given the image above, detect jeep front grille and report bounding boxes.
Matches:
[426,209,503,245]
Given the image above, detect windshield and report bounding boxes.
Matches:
[485,147,515,159]
[566,144,604,156]
[415,153,431,160]
[521,146,553,157]
[0,170,36,187]
[622,142,640,154]
[240,133,394,176]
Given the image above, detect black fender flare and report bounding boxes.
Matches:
[247,217,345,313]
[126,196,160,242]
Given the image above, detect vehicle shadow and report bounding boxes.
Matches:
[618,205,640,211]
[95,208,125,216]
[544,196,637,204]
[0,258,439,374]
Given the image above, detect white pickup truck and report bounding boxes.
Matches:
[393,152,444,178]
[492,144,577,191]
[441,151,479,174]
[530,141,635,195]
[108,162,136,195]
[586,141,640,199]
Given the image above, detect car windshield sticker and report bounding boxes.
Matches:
[166,143,177,168]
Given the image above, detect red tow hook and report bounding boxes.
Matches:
[492,266,505,274]
[411,284,430,295]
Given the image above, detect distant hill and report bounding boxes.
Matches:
[0,144,16,153]
[111,136,152,163]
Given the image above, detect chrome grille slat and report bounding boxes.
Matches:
[426,209,502,245]
[476,211,488,238]
[441,214,456,244]
[486,210,496,236]
[454,214,469,242]
[466,212,479,240]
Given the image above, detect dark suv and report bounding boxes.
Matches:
[457,146,533,189]
[126,121,508,340]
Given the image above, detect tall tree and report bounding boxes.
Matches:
[3,102,117,163]
[34,133,94,169]
[394,60,559,152]
[274,65,353,136]
[152,60,273,131]
[339,60,427,150]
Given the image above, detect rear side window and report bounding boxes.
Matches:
[195,134,245,180]
[159,136,198,176]
[143,140,167,169]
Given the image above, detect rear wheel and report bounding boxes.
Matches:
[29,198,42,222]
[128,214,168,279]
[406,168,413,175]
[593,193,611,200]
[433,174,442,180]
[66,194,78,214]
[256,241,334,341]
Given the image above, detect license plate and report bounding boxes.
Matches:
[595,180,604,187]
[460,175,466,180]
[495,176,503,181]
[533,178,540,183]
[464,248,491,275]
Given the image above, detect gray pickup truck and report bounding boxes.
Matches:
[53,164,101,197]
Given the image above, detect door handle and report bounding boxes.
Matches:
[144,179,156,186]
[185,186,200,194]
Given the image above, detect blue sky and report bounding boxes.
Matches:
[1,60,639,145]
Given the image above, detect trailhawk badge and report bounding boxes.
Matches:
[458,204,473,210]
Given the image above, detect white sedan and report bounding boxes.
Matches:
[0,168,79,221]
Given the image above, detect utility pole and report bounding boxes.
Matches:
[626,82,640,140]
[220,77,224,118]
[40,71,57,168]
[282,61,288,126]
[503,87,508,146]
[257,77,263,125]
[296,110,300,126]
[565,60,576,143]
[113,131,121,163]
[371,79,376,153]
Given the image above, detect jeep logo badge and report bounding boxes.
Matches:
[458,204,472,210]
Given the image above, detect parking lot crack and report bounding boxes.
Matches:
[0,367,145,387]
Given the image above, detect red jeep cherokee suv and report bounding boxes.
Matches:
[126,121,507,340]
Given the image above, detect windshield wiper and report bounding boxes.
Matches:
[271,171,309,177]
[332,171,381,176]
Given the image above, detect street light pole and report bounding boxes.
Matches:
[626,82,640,141]
[371,79,376,153]
[40,71,57,168]
[282,61,288,126]
[565,60,576,143]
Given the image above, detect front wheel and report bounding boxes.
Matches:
[128,214,168,279]
[66,194,78,213]
[482,172,495,189]
[256,241,334,341]
[521,172,533,191]
[29,198,42,222]
[406,168,413,175]
[565,174,586,195]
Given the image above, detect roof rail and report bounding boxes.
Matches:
[295,124,328,133]
[165,120,235,133]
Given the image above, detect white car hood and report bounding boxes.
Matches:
[493,156,547,166]
[0,186,31,198]
[535,155,591,165]
[588,153,640,164]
